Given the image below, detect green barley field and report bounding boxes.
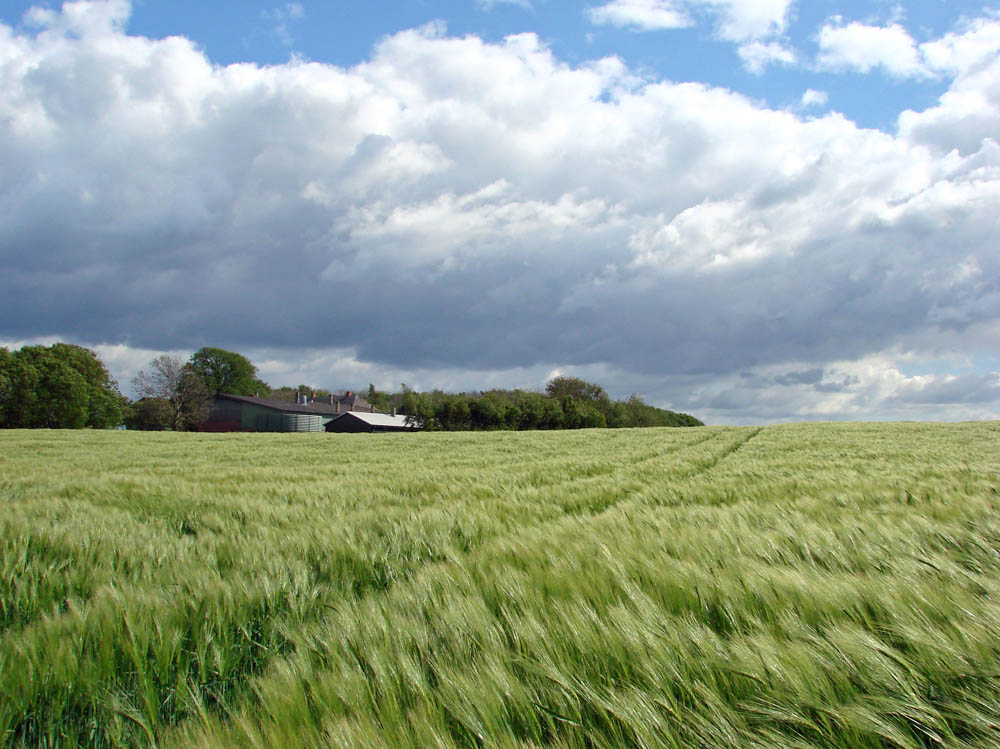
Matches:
[2,423,999,748]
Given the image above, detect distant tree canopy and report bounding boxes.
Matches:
[188,347,269,396]
[545,376,608,403]
[367,384,393,413]
[125,397,174,432]
[395,377,702,431]
[0,343,125,428]
[0,348,12,420]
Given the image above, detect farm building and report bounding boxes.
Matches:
[200,391,417,433]
[325,411,418,433]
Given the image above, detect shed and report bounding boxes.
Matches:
[325,411,418,433]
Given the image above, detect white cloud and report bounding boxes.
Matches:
[705,0,793,42]
[23,0,130,36]
[586,0,691,31]
[476,0,535,11]
[800,88,828,109]
[817,20,932,78]
[587,0,792,40]
[898,18,1000,154]
[264,2,305,46]
[1,3,999,422]
[737,40,796,74]
[920,16,1000,75]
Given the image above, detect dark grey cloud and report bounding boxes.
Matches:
[774,368,823,386]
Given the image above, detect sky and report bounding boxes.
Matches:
[0,0,998,424]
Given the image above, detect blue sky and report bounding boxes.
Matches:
[1,0,998,423]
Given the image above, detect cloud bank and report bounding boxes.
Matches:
[1,1,999,422]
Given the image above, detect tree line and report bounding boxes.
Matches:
[391,378,702,430]
[0,344,268,431]
[0,344,126,429]
[0,343,702,430]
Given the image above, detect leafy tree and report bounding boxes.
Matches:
[470,392,505,430]
[52,343,127,428]
[512,390,545,430]
[132,355,211,430]
[0,347,12,426]
[540,397,564,429]
[603,400,627,428]
[560,396,583,429]
[0,343,124,428]
[3,348,84,428]
[435,394,472,431]
[187,347,269,396]
[399,384,435,429]
[624,394,656,427]
[545,376,608,402]
[622,394,703,427]
[580,403,607,429]
[367,384,393,413]
[124,398,173,431]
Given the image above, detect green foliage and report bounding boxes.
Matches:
[187,347,268,396]
[469,391,505,429]
[124,398,174,431]
[433,392,472,430]
[0,343,124,429]
[399,384,435,429]
[132,356,212,431]
[0,347,10,425]
[545,375,608,402]
[624,393,703,427]
[0,423,998,747]
[389,380,702,432]
[366,384,393,413]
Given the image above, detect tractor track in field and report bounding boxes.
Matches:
[503,429,721,494]
[200,428,773,720]
[674,426,763,481]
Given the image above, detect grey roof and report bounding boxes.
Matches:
[216,392,381,415]
[332,412,418,429]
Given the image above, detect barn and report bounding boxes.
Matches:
[200,391,416,433]
[324,411,417,433]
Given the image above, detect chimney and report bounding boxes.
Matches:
[328,394,334,405]
[345,391,352,397]
[392,407,397,417]
[335,400,340,414]
[370,403,374,413]
[294,390,300,403]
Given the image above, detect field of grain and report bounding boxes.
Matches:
[1,423,999,747]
